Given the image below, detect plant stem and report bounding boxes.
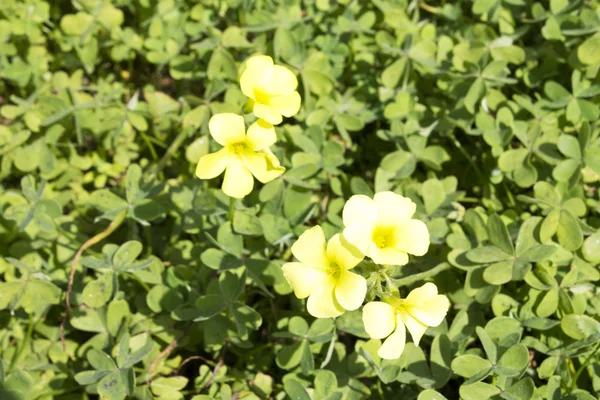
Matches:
[147,126,190,178]
[148,322,193,377]
[9,313,34,372]
[570,342,600,393]
[320,326,337,369]
[228,197,236,221]
[393,262,451,287]
[60,209,128,351]
[445,130,485,184]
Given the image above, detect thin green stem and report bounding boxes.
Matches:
[419,1,439,13]
[445,130,485,183]
[147,127,190,178]
[503,180,517,209]
[320,326,337,369]
[380,269,399,297]
[393,262,451,287]
[139,130,159,161]
[61,209,128,351]
[377,379,386,399]
[9,313,34,372]
[128,271,151,292]
[228,197,236,221]
[570,342,600,393]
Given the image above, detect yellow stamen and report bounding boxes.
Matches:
[328,263,341,280]
[372,227,394,249]
[231,142,247,154]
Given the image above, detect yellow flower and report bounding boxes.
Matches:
[362,283,450,360]
[240,55,301,125]
[342,191,430,266]
[282,226,366,318]
[195,113,284,198]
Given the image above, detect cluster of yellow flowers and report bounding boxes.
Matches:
[195,55,300,198]
[282,192,450,360]
[194,54,450,360]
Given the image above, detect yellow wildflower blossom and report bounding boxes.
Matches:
[240,55,301,125]
[282,226,366,318]
[195,113,284,198]
[342,191,429,266]
[362,283,450,360]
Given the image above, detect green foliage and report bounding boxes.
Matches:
[1,0,599,399]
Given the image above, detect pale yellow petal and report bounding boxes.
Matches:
[362,302,396,339]
[367,244,409,266]
[307,281,344,318]
[291,225,329,268]
[263,65,298,95]
[209,113,246,146]
[397,310,428,346]
[408,295,450,327]
[373,191,416,227]
[404,282,438,305]
[242,151,284,183]
[334,270,366,311]
[342,223,374,255]
[195,148,229,179]
[403,283,450,327]
[240,55,274,99]
[263,148,283,168]
[342,195,378,227]
[246,119,276,151]
[270,92,301,118]
[253,103,282,125]
[326,234,364,270]
[378,320,406,360]
[393,219,430,256]
[221,156,253,198]
[282,262,329,299]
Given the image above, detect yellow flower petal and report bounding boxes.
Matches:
[242,152,284,184]
[270,92,301,118]
[282,262,329,299]
[404,282,438,304]
[307,281,344,318]
[334,270,366,311]
[403,283,450,327]
[291,225,329,268]
[378,319,406,360]
[393,219,430,256]
[221,156,253,198]
[373,191,416,227]
[342,223,374,255]
[397,309,428,346]
[240,55,273,99]
[263,65,298,95]
[263,148,283,168]
[246,119,276,151]
[362,302,396,339]
[409,295,450,327]
[253,103,282,125]
[195,148,229,179]
[326,234,364,270]
[209,113,246,146]
[342,194,378,227]
[367,245,409,266]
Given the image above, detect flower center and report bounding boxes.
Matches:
[254,87,270,104]
[372,227,394,249]
[386,298,406,314]
[231,142,247,154]
[327,263,341,280]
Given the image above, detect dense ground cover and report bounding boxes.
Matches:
[1,0,600,399]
